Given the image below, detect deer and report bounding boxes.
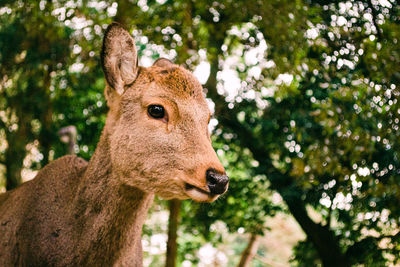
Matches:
[0,23,229,266]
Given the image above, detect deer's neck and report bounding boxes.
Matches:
[73,126,154,265]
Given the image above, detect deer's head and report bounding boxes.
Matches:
[101,23,228,202]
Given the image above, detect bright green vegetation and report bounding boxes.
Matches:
[1,0,399,266]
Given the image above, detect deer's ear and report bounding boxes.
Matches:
[101,23,138,95]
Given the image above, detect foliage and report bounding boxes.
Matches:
[1,0,400,266]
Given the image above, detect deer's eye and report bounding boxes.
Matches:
[147,105,165,119]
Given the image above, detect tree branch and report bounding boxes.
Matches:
[367,0,383,41]
[0,118,6,129]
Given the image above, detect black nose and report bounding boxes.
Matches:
[206,169,229,195]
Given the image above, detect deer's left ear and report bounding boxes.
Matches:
[101,23,138,95]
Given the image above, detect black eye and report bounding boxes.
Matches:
[147,105,165,119]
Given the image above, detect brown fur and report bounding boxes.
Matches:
[0,23,226,266]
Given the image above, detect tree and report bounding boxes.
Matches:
[1,0,399,265]
[0,0,109,190]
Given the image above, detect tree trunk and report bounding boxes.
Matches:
[38,106,52,166]
[5,151,24,191]
[38,68,54,167]
[282,192,349,267]
[165,199,181,267]
[237,233,260,267]
[4,117,30,191]
[58,126,77,155]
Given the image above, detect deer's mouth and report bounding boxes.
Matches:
[184,183,219,202]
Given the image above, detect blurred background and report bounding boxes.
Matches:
[0,0,399,266]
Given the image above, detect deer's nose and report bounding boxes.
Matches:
[206,169,229,195]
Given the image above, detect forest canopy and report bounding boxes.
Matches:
[0,0,399,266]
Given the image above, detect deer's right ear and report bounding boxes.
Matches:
[101,23,138,95]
